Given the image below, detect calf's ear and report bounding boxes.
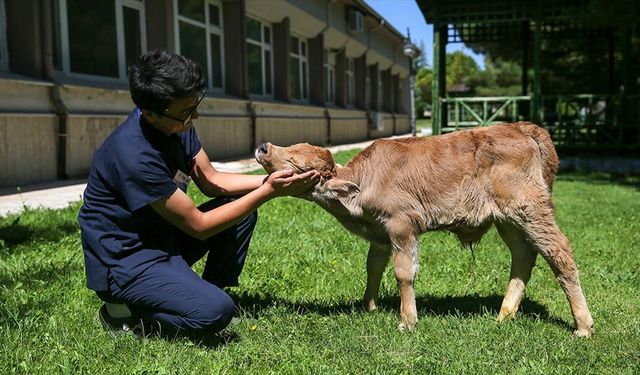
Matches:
[324,178,360,198]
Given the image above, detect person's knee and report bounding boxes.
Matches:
[187,293,236,332]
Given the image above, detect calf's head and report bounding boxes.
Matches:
[255,142,360,206]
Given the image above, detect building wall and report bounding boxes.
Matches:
[0,0,417,187]
[66,115,123,177]
[0,114,57,186]
[328,108,369,144]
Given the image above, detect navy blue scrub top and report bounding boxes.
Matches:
[78,108,202,291]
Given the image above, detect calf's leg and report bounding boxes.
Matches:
[495,221,538,322]
[363,243,391,311]
[390,235,419,332]
[521,209,594,337]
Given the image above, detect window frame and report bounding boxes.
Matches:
[0,0,8,71]
[174,0,225,92]
[323,49,335,104]
[246,14,273,98]
[54,0,147,82]
[289,34,308,102]
[345,58,355,108]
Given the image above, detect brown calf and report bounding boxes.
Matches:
[255,122,594,336]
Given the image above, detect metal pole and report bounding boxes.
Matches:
[410,60,416,136]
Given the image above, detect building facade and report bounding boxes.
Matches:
[0,0,413,187]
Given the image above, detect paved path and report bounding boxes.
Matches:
[0,136,413,217]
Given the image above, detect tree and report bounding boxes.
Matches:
[414,66,432,117]
[446,51,479,87]
[467,56,522,96]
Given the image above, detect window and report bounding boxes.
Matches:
[176,0,224,90]
[54,0,147,80]
[0,0,8,70]
[378,70,384,110]
[246,16,273,96]
[345,58,355,107]
[289,35,308,101]
[323,50,335,104]
[389,76,395,113]
[365,72,371,109]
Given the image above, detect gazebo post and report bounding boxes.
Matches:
[532,16,542,125]
[432,22,440,134]
[521,20,530,120]
[432,23,447,135]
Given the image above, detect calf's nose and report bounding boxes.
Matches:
[258,142,269,154]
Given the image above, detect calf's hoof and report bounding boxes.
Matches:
[496,309,517,323]
[363,299,377,312]
[573,326,593,338]
[397,318,417,332]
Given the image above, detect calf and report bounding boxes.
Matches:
[255,122,594,336]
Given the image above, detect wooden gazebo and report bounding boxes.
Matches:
[418,0,639,152]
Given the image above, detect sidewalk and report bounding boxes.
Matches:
[0,136,414,217]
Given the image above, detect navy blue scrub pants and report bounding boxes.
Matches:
[96,197,257,334]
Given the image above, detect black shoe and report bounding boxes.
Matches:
[98,304,142,337]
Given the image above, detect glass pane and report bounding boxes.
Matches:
[210,33,222,88]
[351,76,356,104]
[247,43,263,95]
[301,41,306,56]
[290,36,298,55]
[263,25,270,45]
[178,0,204,22]
[179,21,207,83]
[324,66,328,102]
[302,62,307,99]
[123,7,142,67]
[246,17,261,42]
[51,0,62,70]
[365,77,371,107]
[208,3,220,26]
[290,57,300,99]
[264,49,272,95]
[330,70,334,102]
[67,0,118,77]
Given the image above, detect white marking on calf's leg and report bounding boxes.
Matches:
[495,221,538,322]
[390,235,419,332]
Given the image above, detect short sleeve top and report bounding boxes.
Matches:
[78,109,202,291]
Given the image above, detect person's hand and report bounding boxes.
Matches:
[264,169,320,197]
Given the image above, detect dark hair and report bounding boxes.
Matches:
[127,49,205,113]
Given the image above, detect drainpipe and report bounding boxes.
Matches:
[364,18,385,133]
[40,0,68,179]
[247,102,257,153]
[320,0,337,145]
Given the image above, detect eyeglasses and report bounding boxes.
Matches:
[161,90,207,125]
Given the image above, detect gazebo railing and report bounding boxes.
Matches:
[541,94,639,149]
[439,94,639,150]
[440,96,531,133]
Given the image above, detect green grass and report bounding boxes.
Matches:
[416,118,432,132]
[1,151,639,374]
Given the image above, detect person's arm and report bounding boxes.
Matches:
[190,148,265,197]
[150,168,319,240]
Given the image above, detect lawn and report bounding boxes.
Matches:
[1,150,639,374]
